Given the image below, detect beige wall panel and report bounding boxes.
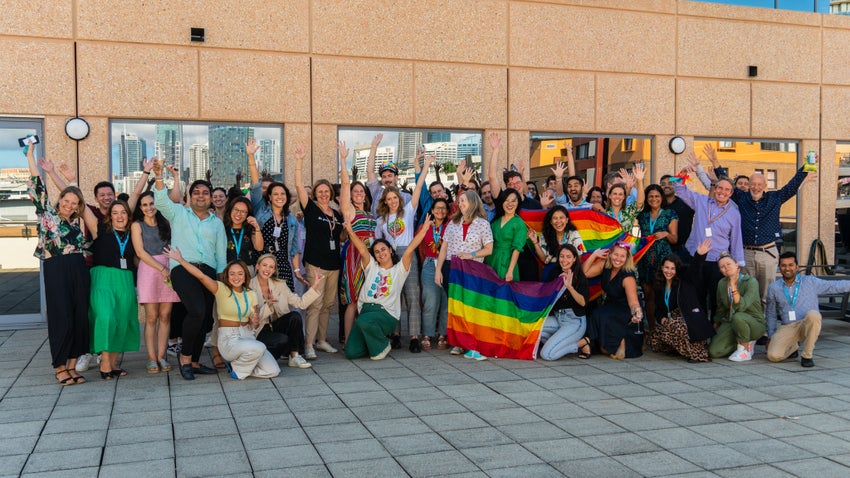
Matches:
[76,43,198,119]
[751,83,819,139]
[823,13,850,28]
[414,64,506,130]
[510,3,675,75]
[77,0,309,52]
[822,86,850,141]
[678,0,821,26]
[508,130,530,170]
[44,116,80,177]
[200,51,310,122]
[653,135,677,182]
[676,79,750,138]
[531,0,673,14]
[0,1,72,38]
[508,68,594,132]
[483,129,507,177]
[596,75,675,135]
[678,17,820,83]
[310,124,339,183]
[0,39,75,116]
[824,29,850,86]
[312,0,506,64]
[75,117,110,193]
[312,58,413,126]
[284,123,311,187]
[815,140,837,264]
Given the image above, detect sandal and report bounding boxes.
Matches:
[437,335,448,350]
[67,369,86,384]
[421,336,432,351]
[147,361,160,373]
[577,337,591,359]
[609,353,625,361]
[55,367,74,386]
[100,369,113,380]
[212,352,226,369]
[111,368,128,378]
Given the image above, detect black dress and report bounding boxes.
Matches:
[588,269,643,358]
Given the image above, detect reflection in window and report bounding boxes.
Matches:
[529,134,652,189]
[0,118,43,224]
[337,128,483,190]
[109,120,283,194]
[694,138,800,253]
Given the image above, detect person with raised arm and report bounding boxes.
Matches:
[131,190,180,374]
[337,142,377,346]
[164,247,279,379]
[374,153,432,352]
[24,142,91,385]
[294,141,343,360]
[418,198,451,350]
[538,244,590,361]
[342,208,432,360]
[638,184,678,326]
[605,165,646,233]
[366,133,411,215]
[152,159,227,380]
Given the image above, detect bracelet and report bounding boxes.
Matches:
[142,170,151,175]
[472,251,477,258]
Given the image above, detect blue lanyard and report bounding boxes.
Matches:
[113,231,129,258]
[231,228,245,255]
[783,275,801,307]
[431,224,443,249]
[233,289,249,322]
[728,272,742,305]
[648,211,660,233]
[664,285,671,312]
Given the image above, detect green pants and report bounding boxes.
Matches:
[345,303,398,359]
[708,312,766,358]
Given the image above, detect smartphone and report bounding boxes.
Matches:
[18,135,40,147]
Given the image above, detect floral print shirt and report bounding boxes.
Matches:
[28,175,90,260]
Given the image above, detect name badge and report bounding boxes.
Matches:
[631,226,641,237]
[705,227,713,238]
[329,240,336,251]
[273,226,281,238]
[788,310,796,322]
[119,258,128,270]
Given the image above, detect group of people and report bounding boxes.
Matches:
[26,131,844,387]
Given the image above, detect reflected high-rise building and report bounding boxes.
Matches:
[258,139,281,175]
[189,144,209,182]
[426,132,451,143]
[119,128,146,177]
[397,132,422,172]
[155,124,182,168]
[353,145,395,181]
[456,135,482,162]
[208,126,254,187]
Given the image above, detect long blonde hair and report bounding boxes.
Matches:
[451,190,486,224]
[604,243,636,273]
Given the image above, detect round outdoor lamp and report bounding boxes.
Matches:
[65,117,90,141]
[669,136,686,155]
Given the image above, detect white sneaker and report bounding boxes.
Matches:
[450,346,464,355]
[203,333,213,348]
[75,354,91,372]
[728,345,752,362]
[304,348,317,360]
[315,341,338,353]
[747,340,756,355]
[371,343,392,361]
[288,354,312,369]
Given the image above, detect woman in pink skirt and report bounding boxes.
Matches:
[131,190,180,373]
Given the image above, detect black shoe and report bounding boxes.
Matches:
[801,357,815,368]
[789,351,799,359]
[409,338,421,353]
[193,364,218,375]
[391,335,402,349]
[755,336,767,346]
[179,364,195,381]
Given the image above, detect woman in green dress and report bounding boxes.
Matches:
[485,188,527,282]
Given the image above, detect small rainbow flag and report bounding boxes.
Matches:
[447,259,564,360]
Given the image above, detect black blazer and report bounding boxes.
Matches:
[654,252,715,342]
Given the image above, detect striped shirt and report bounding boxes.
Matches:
[731,169,807,247]
[766,274,850,336]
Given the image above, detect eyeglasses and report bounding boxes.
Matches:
[433,207,448,211]
[232,209,249,215]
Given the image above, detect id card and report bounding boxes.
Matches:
[273,226,281,238]
[705,227,713,238]
[119,258,128,270]
[329,240,336,251]
[788,310,796,322]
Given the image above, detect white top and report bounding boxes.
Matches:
[376,202,416,249]
[357,258,411,320]
[444,217,493,262]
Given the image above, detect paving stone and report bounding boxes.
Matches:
[524,438,603,462]
[425,412,488,432]
[672,444,761,470]
[614,450,701,477]
[304,422,373,443]
[176,451,251,477]
[454,393,518,411]
[397,450,480,478]
[387,385,449,402]
[20,466,101,478]
[597,383,660,398]
[796,413,850,433]
[171,404,232,423]
[173,418,238,440]
[655,408,725,427]
[404,398,468,416]
[253,465,330,478]
[460,443,542,470]
[41,415,110,435]
[0,407,53,424]
[0,435,37,457]
[579,398,644,416]
[247,444,323,470]
[556,416,626,437]
[773,457,850,477]
[689,422,768,443]
[102,439,175,465]
[326,457,407,478]
[475,407,543,427]
[779,433,850,455]
[714,464,797,478]
[363,417,430,438]
[497,420,570,442]
[440,427,514,449]
[22,447,102,474]
[483,463,563,477]
[315,438,390,463]
[581,431,661,456]
[602,412,678,431]
[234,412,298,431]
[286,394,346,412]
[637,427,717,449]
[623,394,690,412]
[0,454,27,476]
[551,456,643,478]
[731,438,815,463]
[241,428,311,450]
[293,408,358,427]
[174,435,240,457]
[378,433,454,456]
[33,430,106,452]
[109,410,172,429]
[106,424,172,445]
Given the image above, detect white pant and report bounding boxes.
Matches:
[217,326,280,379]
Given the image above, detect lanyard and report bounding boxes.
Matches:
[649,210,660,233]
[113,231,129,258]
[727,272,742,307]
[233,289,249,322]
[431,223,444,249]
[664,285,671,313]
[708,200,732,225]
[783,274,801,307]
[231,227,245,255]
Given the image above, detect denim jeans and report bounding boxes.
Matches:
[420,257,448,337]
[539,309,586,361]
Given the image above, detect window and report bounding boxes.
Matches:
[109,120,283,194]
[336,127,483,190]
[718,141,735,151]
[766,169,777,189]
[530,133,652,189]
[760,141,797,153]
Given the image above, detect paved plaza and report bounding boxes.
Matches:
[2,317,850,477]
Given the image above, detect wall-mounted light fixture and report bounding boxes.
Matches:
[65,117,90,141]
[669,136,686,155]
[191,28,205,42]
[748,65,758,77]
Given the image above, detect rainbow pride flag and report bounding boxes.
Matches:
[447,259,564,360]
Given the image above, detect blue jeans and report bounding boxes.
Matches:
[539,309,586,361]
[420,258,448,337]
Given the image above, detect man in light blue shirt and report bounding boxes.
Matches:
[153,160,226,380]
[765,252,850,367]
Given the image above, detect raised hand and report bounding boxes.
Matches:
[562,269,574,289]
[488,132,502,151]
[143,158,154,173]
[246,138,260,156]
[527,229,539,244]
[294,141,307,161]
[702,143,718,164]
[246,216,259,229]
[696,238,711,256]
[551,161,568,178]
[162,245,183,263]
[338,141,349,163]
[37,158,55,173]
[58,163,76,183]
[633,162,645,181]
[371,134,383,149]
[685,150,701,169]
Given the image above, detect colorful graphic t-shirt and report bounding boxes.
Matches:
[376,202,415,249]
[357,258,411,320]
